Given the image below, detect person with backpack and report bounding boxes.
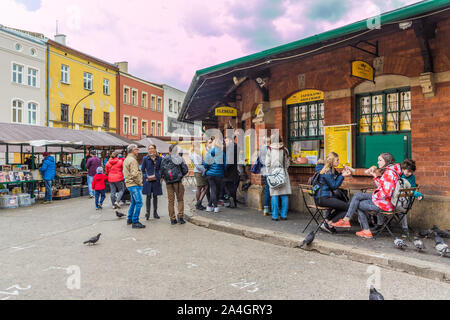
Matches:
[204,138,225,213]
[265,134,291,221]
[161,144,189,225]
[313,152,352,233]
[332,152,402,239]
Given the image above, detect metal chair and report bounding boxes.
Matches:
[299,184,331,233]
[373,187,417,239]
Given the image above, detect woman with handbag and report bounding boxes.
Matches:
[105,151,125,209]
[314,152,352,233]
[141,144,163,220]
[265,134,291,221]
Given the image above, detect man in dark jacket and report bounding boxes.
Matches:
[224,137,239,208]
[86,150,101,198]
[141,144,163,220]
[160,144,189,225]
[39,152,55,204]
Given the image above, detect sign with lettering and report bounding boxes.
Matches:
[324,125,352,168]
[215,106,237,117]
[286,90,324,105]
[351,60,374,82]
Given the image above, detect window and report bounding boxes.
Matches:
[142,92,148,108]
[131,118,138,135]
[103,112,110,128]
[157,122,162,136]
[30,48,37,56]
[173,100,177,113]
[60,104,69,122]
[15,43,22,51]
[142,120,148,136]
[28,68,38,87]
[12,99,23,123]
[123,87,130,104]
[61,65,70,84]
[83,72,93,90]
[123,116,130,134]
[289,101,324,138]
[178,102,181,113]
[131,90,138,105]
[103,79,110,95]
[151,121,156,136]
[84,108,92,125]
[151,96,156,110]
[27,102,37,125]
[12,63,23,84]
[169,99,173,112]
[157,97,162,112]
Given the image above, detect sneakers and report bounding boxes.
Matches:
[331,219,351,228]
[280,217,288,221]
[178,218,186,224]
[43,200,52,204]
[114,202,121,209]
[132,222,146,229]
[127,219,132,225]
[320,222,337,234]
[96,207,101,210]
[356,230,373,239]
[171,219,178,225]
[401,228,409,238]
[206,206,214,213]
[98,204,103,209]
[214,207,220,213]
[263,206,269,216]
[272,217,279,221]
[195,203,206,211]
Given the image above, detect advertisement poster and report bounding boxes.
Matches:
[324,125,352,168]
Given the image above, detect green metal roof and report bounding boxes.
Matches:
[180,0,450,121]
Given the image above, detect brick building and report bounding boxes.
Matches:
[179,2,450,228]
[115,62,164,140]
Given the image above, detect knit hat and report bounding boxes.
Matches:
[43,152,50,157]
[96,167,103,174]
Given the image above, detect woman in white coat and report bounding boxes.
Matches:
[265,134,291,221]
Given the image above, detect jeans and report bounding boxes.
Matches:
[87,175,94,197]
[44,180,52,201]
[110,181,125,205]
[127,186,143,223]
[271,195,289,219]
[345,192,380,230]
[316,196,349,223]
[94,190,106,208]
[264,176,271,212]
[207,176,222,207]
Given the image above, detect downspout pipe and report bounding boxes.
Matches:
[46,43,50,127]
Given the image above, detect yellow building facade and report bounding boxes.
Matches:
[47,39,118,133]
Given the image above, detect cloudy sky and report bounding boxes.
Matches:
[2,0,420,91]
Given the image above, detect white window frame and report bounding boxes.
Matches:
[27,67,38,88]
[123,115,130,134]
[131,89,138,106]
[27,101,38,125]
[157,97,162,112]
[12,62,24,84]
[142,92,148,108]
[61,64,70,84]
[151,120,156,136]
[157,121,162,136]
[141,120,148,136]
[123,86,130,104]
[131,117,138,136]
[83,72,93,91]
[103,79,110,96]
[178,101,181,113]
[151,95,156,111]
[12,99,24,124]
[169,98,173,112]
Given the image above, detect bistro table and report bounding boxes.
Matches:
[341,181,376,197]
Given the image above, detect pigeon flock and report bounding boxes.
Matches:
[400,225,450,257]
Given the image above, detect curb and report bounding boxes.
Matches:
[185,213,450,284]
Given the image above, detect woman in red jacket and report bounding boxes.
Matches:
[332,153,401,239]
[105,151,125,209]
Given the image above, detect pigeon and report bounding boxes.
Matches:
[116,211,125,218]
[418,229,433,238]
[369,285,384,300]
[434,232,449,257]
[413,237,426,251]
[83,233,101,245]
[297,231,315,248]
[431,225,450,239]
[394,237,408,250]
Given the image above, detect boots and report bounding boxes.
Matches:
[153,211,160,219]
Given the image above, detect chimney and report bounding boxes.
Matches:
[54,34,67,46]
[115,61,128,73]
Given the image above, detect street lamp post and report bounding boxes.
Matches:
[71,91,95,129]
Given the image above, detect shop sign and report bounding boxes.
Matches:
[351,60,374,82]
[324,125,352,168]
[286,90,324,105]
[215,106,237,117]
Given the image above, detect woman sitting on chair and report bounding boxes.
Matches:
[331,152,402,239]
[314,152,352,233]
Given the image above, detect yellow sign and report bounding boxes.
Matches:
[215,106,237,117]
[244,135,251,165]
[351,60,374,82]
[286,90,324,105]
[324,125,352,168]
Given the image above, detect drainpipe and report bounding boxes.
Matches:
[46,44,50,127]
[117,71,120,135]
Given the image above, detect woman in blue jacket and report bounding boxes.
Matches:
[141,144,163,220]
[314,152,351,233]
[204,138,225,213]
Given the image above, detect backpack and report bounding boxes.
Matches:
[308,170,322,196]
[390,169,412,212]
[161,156,186,184]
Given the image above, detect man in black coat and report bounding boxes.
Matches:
[224,137,239,208]
[141,145,163,220]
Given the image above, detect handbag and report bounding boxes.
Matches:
[266,149,287,189]
[250,156,262,174]
[147,175,156,182]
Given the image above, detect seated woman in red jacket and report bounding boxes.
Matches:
[332,152,401,239]
[105,151,125,209]
[92,167,108,210]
